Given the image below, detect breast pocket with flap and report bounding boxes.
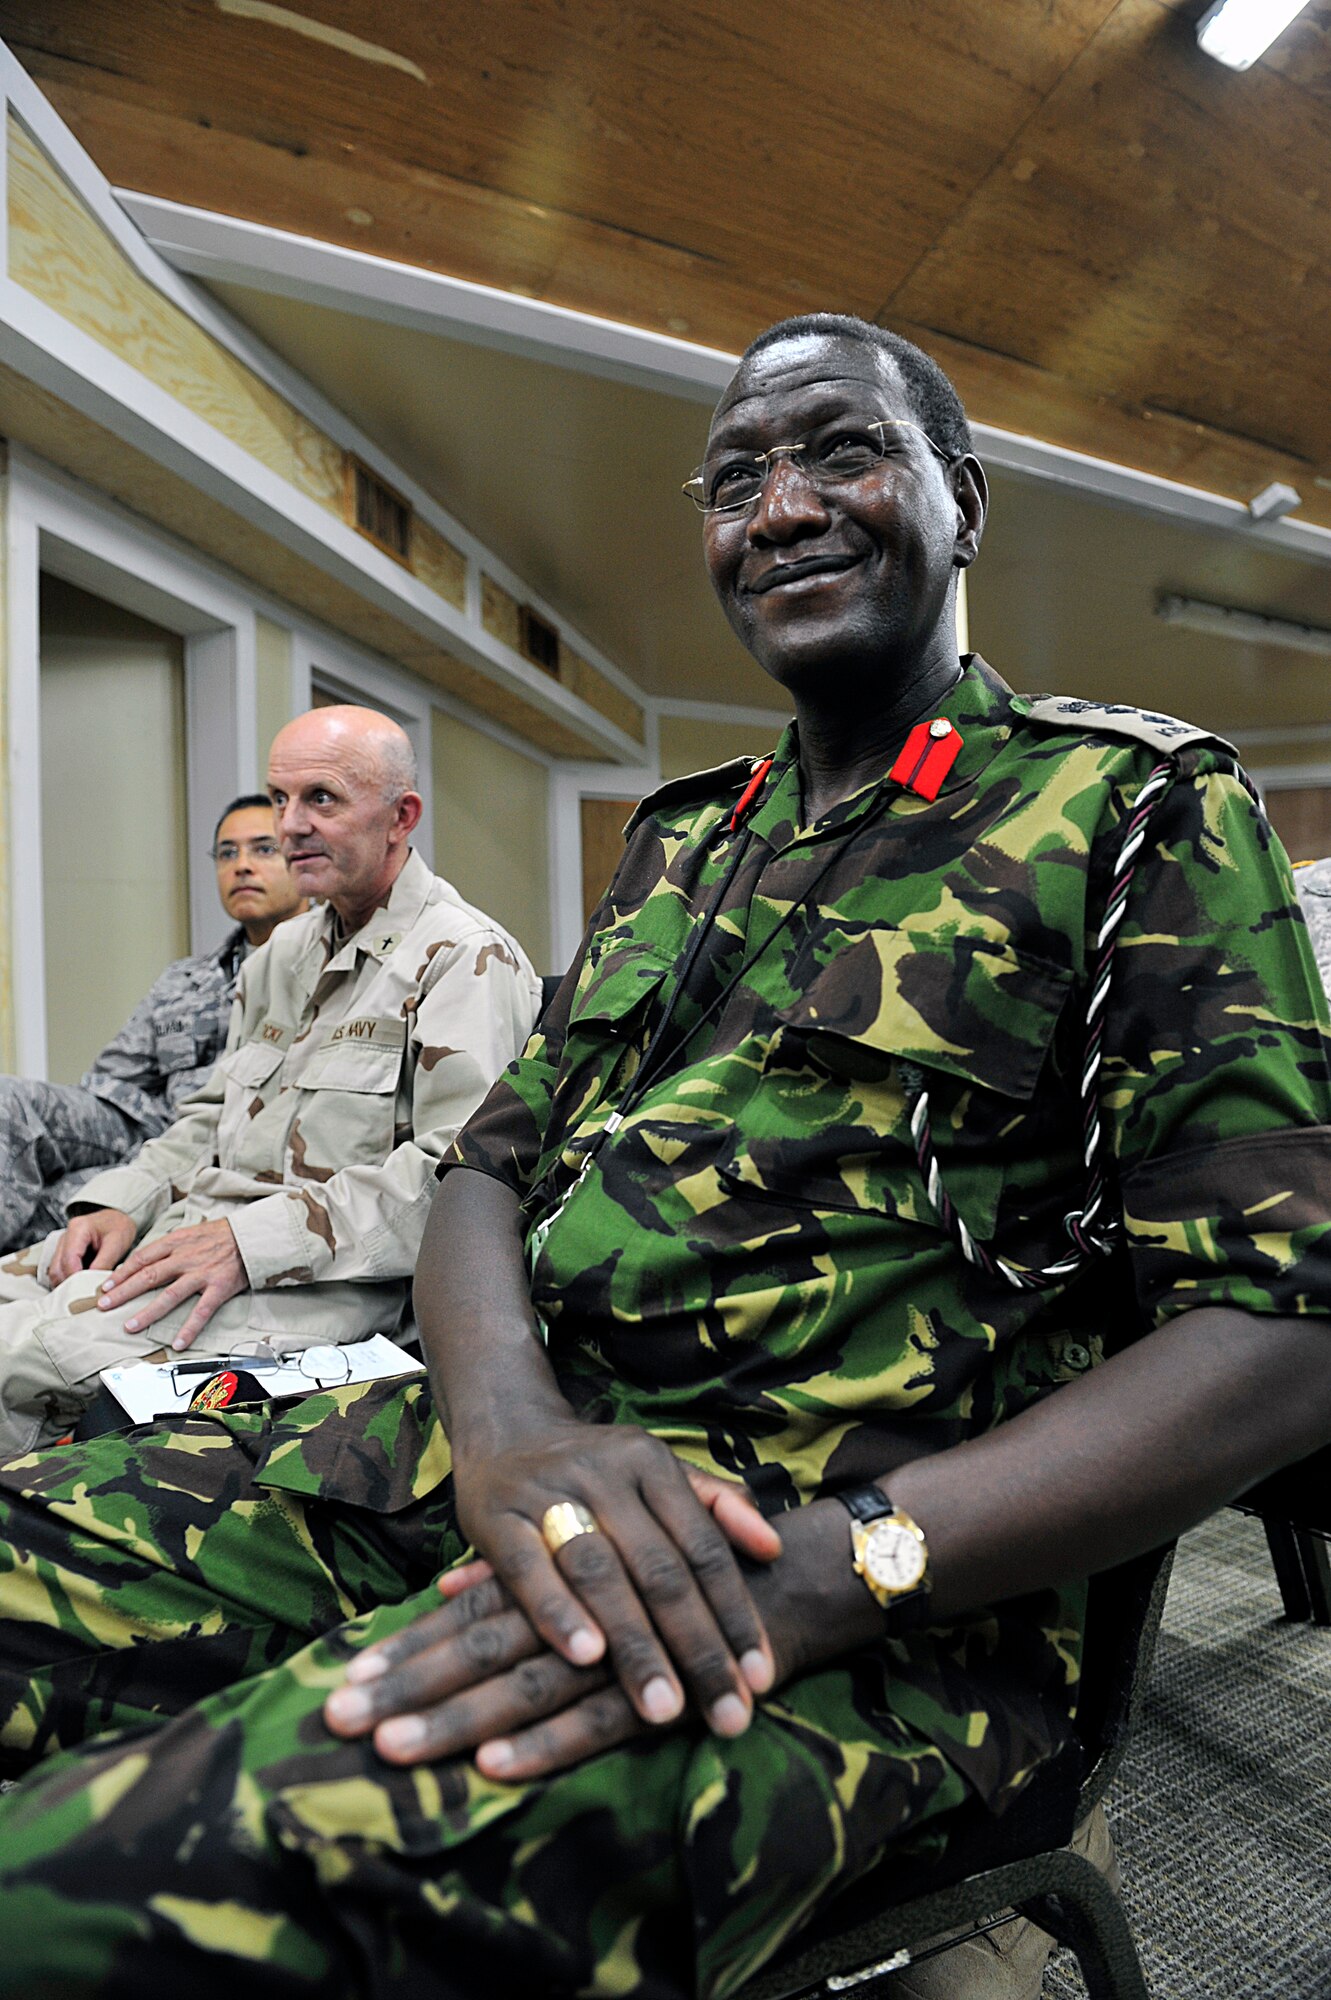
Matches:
[289,1020,407,1176]
[214,1037,288,1167]
[720,930,1074,1242]
[549,942,677,1136]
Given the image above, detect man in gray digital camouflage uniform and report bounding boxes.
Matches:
[0,704,540,1454]
[0,793,305,1256]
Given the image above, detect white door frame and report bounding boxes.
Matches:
[4,448,259,1077]
[548,759,657,974]
[3,449,455,1077]
[294,629,436,865]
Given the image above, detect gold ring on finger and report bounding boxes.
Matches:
[541,1500,600,1554]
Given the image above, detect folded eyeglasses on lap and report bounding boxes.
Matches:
[169,1344,353,1395]
[682,416,954,515]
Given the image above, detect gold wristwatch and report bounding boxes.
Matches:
[836,1486,932,1628]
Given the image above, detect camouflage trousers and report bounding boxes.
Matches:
[0,1381,971,2000]
[0,1076,138,1255]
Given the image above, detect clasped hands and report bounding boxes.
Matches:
[324,1418,870,1785]
[48,1208,247,1349]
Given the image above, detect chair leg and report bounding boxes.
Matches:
[1263,1518,1313,1622]
[1023,1852,1149,2000]
[1297,1529,1331,1627]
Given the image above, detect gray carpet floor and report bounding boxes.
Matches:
[1044,1510,1331,1999]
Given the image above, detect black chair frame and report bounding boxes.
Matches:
[736,1544,1175,2000]
[1234,1439,1331,1626]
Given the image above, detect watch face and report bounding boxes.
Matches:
[863,1519,927,1595]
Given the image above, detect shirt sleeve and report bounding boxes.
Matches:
[72,988,244,1231]
[440,1022,565,1200]
[231,930,541,1289]
[1106,749,1331,1325]
[80,982,174,1139]
[441,881,611,1199]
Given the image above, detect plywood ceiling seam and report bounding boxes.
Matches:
[870,0,1128,329]
[10,0,1331,500]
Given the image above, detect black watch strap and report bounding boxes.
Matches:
[835,1484,894,1526]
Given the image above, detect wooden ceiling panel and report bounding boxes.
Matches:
[3,0,1330,519]
[1263,3,1331,94]
[0,1,1125,345]
[888,0,1331,467]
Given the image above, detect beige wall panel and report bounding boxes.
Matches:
[40,575,189,1084]
[480,573,522,652]
[0,367,617,761]
[7,120,346,516]
[657,714,783,782]
[580,796,638,929]
[562,649,644,749]
[0,456,11,1071]
[254,613,293,778]
[1268,788,1331,866]
[412,519,467,612]
[1242,741,1331,771]
[432,710,551,972]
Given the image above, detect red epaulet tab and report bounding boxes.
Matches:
[888,718,962,802]
[728,756,774,830]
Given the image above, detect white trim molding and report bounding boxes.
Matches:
[1224,721,1331,752]
[1249,762,1331,793]
[117,188,1331,569]
[3,485,44,1078]
[0,273,642,763]
[1157,593,1331,659]
[4,449,256,1070]
[652,695,792,730]
[0,47,646,766]
[548,760,659,974]
[116,189,736,407]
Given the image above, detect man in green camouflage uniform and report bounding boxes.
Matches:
[1,316,1330,2000]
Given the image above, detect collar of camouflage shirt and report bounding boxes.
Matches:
[742,653,1016,854]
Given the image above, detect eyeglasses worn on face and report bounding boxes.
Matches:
[683,416,953,515]
[211,838,281,864]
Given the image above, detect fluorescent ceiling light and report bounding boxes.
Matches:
[1157,592,1331,658]
[1196,0,1312,70]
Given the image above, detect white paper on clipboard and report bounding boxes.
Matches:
[100,1334,424,1425]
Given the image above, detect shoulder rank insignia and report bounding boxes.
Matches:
[1021,695,1237,760]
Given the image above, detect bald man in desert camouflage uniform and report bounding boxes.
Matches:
[0,705,538,1455]
[0,322,1329,2000]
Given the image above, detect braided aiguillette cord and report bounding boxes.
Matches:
[904,760,1175,1291]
